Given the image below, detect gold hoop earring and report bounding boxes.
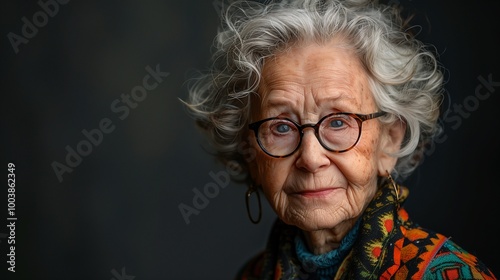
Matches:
[386,170,400,201]
[245,186,262,224]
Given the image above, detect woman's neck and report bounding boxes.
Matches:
[301,218,358,255]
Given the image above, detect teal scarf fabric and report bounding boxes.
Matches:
[294,218,361,278]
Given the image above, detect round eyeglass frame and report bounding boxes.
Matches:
[248,111,387,158]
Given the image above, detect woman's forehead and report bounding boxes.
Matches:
[255,42,373,113]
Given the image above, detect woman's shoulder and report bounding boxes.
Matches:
[234,219,297,279]
[422,238,497,280]
[234,250,268,280]
[399,226,496,279]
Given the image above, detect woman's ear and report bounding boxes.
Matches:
[377,119,406,176]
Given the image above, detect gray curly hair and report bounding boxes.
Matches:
[183,0,444,182]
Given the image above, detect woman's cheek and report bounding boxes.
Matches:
[332,148,377,186]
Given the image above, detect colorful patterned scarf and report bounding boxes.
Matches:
[237,182,496,279]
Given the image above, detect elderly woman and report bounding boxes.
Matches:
[184,0,496,278]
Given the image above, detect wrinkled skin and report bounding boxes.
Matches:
[247,37,405,254]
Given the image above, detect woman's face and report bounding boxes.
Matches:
[247,39,401,231]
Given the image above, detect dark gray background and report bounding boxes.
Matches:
[2,0,499,279]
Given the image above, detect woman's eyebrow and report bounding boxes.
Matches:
[262,90,354,110]
[261,95,297,110]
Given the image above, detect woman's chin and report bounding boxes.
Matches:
[282,212,342,232]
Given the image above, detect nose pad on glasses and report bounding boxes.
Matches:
[299,127,324,151]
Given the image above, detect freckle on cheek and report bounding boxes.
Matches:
[358,143,373,161]
[361,149,370,161]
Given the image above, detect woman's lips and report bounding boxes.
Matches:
[295,188,336,198]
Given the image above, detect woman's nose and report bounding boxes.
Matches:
[295,129,330,172]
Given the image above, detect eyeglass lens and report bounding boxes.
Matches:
[256,114,361,157]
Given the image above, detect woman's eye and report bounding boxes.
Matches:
[329,119,344,128]
[275,123,291,133]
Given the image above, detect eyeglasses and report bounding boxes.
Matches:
[248,111,387,158]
